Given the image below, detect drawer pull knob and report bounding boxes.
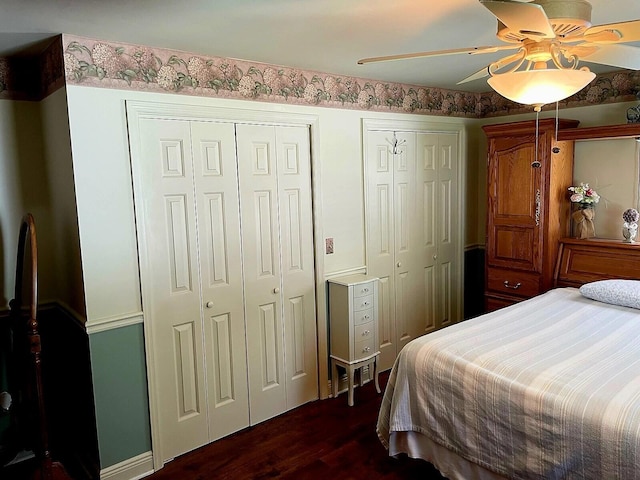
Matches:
[362,330,370,336]
[363,346,371,353]
[503,281,521,290]
[397,262,402,268]
[362,301,370,307]
[363,315,370,320]
[362,288,369,293]
[206,301,214,308]
[273,287,280,294]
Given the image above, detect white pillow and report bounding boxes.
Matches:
[579,279,640,310]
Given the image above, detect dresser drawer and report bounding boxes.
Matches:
[353,308,374,326]
[355,321,375,342]
[354,336,376,359]
[353,281,375,298]
[486,267,540,298]
[353,294,374,311]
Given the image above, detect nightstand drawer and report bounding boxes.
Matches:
[353,294,374,311]
[355,321,375,341]
[353,308,374,326]
[354,336,375,359]
[487,267,540,297]
[353,281,375,298]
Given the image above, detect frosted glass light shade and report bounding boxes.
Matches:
[488,68,596,107]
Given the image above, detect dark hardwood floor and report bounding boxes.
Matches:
[146,371,446,480]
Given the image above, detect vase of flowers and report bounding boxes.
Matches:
[622,208,639,243]
[568,183,600,239]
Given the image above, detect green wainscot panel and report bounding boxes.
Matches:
[89,323,151,468]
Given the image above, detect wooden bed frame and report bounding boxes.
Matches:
[555,237,640,287]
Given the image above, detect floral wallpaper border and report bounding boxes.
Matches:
[0,33,638,118]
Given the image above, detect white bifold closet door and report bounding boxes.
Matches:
[365,131,420,371]
[136,119,249,462]
[235,123,318,425]
[417,133,459,335]
[365,130,460,372]
[133,118,317,465]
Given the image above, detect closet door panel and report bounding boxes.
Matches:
[191,121,250,441]
[393,133,420,352]
[435,133,459,328]
[417,133,459,331]
[236,124,286,425]
[365,131,396,371]
[418,134,438,335]
[276,125,318,408]
[135,118,208,462]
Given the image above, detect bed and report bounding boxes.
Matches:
[377,238,640,480]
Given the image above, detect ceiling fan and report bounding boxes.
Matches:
[358,0,640,108]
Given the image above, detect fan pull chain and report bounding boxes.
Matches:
[551,101,562,155]
[555,101,559,141]
[532,108,541,168]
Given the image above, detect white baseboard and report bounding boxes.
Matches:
[101,451,154,480]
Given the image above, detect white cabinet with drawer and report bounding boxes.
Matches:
[328,274,381,406]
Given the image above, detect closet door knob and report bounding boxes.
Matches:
[273,287,280,294]
[205,301,214,308]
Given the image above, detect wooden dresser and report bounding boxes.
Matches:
[483,119,579,311]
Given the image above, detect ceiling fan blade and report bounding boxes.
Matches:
[480,0,555,39]
[562,44,600,58]
[457,67,492,85]
[579,44,640,70]
[357,44,518,65]
[457,50,526,84]
[585,19,640,44]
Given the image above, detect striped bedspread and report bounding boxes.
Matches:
[377,287,640,479]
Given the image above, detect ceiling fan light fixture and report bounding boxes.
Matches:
[487,67,595,110]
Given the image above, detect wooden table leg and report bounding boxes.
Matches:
[347,365,355,406]
[331,359,339,398]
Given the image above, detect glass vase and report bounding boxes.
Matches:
[622,222,638,243]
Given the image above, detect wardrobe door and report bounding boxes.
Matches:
[190,121,250,441]
[275,125,318,409]
[134,118,208,462]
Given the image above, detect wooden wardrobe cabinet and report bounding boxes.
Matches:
[482,119,579,311]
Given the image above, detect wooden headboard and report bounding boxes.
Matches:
[555,237,640,288]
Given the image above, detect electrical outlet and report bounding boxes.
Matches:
[325,237,334,254]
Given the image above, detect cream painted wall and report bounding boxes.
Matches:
[474,101,640,243]
[0,99,60,308]
[0,93,84,314]
[40,89,85,316]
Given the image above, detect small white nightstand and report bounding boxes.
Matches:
[328,274,381,406]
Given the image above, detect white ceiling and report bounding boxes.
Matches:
[0,0,639,93]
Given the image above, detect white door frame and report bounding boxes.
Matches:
[126,101,327,471]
